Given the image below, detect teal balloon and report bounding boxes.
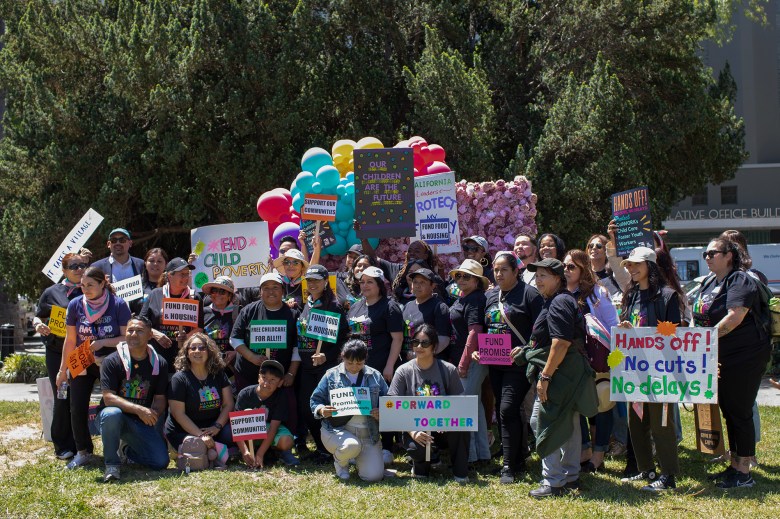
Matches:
[336,185,346,197]
[346,229,359,246]
[368,238,380,249]
[336,199,354,222]
[325,234,348,256]
[316,165,341,189]
[301,147,333,175]
[338,220,351,232]
[311,182,322,194]
[292,193,304,212]
[321,185,338,195]
[295,171,315,193]
[346,172,354,182]
[345,182,355,196]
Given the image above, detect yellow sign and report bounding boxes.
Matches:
[48,306,67,338]
[301,274,337,300]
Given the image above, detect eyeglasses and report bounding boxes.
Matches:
[189,344,207,352]
[454,273,474,281]
[564,263,578,271]
[587,242,604,250]
[702,250,726,259]
[109,237,128,244]
[64,263,88,271]
[410,338,434,348]
[462,245,481,253]
[210,288,229,296]
[282,259,302,267]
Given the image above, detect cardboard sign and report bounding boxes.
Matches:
[303,309,341,343]
[161,298,200,327]
[694,403,726,455]
[112,275,144,303]
[611,186,653,256]
[37,377,54,442]
[249,320,287,352]
[42,208,104,283]
[609,325,718,404]
[477,333,512,366]
[66,340,94,378]
[379,396,478,432]
[329,387,372,417]
[190,222,271,290]
[354,148,416,239]
[48,305,68,338]
[229,409,268,441]
[301,194,338,221]
[414,172,460,252]
[300,219,337,251]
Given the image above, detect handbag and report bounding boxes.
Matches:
[176,435,211,472]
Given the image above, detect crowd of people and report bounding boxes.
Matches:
[30,223,773,496]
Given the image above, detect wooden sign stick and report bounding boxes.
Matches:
[425,439,431,462]
[315,339,323,355]
[266,348,271,359]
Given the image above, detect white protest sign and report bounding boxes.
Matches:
[112,275,144,302]
[329,387,372,417]
[414,172,460,253]
[190,222,271,290]
[303,309,340,343]
[301,194,338,222]
[42,208,104,283]
[379,396,478,432]
[609,325,718,404]
[249,321,287,351]
[161,298,200,327]
[229,409,268,441]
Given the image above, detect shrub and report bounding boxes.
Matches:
[0,354,48,383]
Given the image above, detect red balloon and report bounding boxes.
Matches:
[420,145,433,166]
[409,136,428,146]
[428,144,446,163]
[413,151,426,170]
[427,161,451,175]
[413,165,429,177]
[257,192,290,222]
[290,214,301,225]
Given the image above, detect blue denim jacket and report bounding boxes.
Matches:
[310,363,388,444]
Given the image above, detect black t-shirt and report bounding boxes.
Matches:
[99,350,169,418]
[140,288,204,368]
[36,283,82,354]
[530,291,583,350]
[402,295,452,355]
[234,384,288,424]
[388,359,464,397]
[282,281,304,311]
[202,305,238,354]
[622,287,681,327]
[165,370,231,435]
[484,282,544,370]
[449,290,486,366]
[231,301,299,382]
[297,300,350,373]
[347,297,404,371]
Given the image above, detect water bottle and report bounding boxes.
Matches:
[57,382,68,400]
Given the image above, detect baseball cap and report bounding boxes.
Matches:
[526,258,565,277]
[357,266,385,281]
[260,360,285,378]
[259,272,284,287]
[108,228,131,239]
[347,244,364,255]
[165,257,195,273]
[409,268,435,281]
[304,264,329,280]
[464,236,489,251]
[620,246,657,267]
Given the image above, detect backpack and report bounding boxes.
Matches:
[745,273,777,338]
[177,436,211,472]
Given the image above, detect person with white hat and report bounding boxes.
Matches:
[230,272,301,392]
[201,275,240,368]
[273,249,310,311]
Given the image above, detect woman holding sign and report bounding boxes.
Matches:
[33,252,85,460]
[56,267,131,469]
[273,248,309,310]
[695,238,770,489]
[297,264,350,462]
[618,247,681,492]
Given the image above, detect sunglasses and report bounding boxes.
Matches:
[462,245,481,253]
[189,344,208,352]
[109,237,129,244]
[564,263,578,271]
[410,338,434,348]
[702,250,726,259]
[587,242,604,250]
[454,272,474,281]
[210,288,229,296]
[64,263,88,270]
[282,259,302,267]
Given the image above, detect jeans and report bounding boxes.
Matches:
[580,409,614,452]
[70,364,100,453]
[46,347,76,455]
[612,403,628,444]
[462,362,490,462]
[99,407,169,469]
[321,423,384,481]
[489,367,531,471]
[531,398,581,487]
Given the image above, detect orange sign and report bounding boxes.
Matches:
[67,340,94,377]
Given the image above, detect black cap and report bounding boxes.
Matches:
[305,264,329,280]
[260,360,285,378]
[409,267,435,281]
[165,257,196,273]
[347,244,364,255]
[526,258,564,277]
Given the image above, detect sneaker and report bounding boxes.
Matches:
[529,484,566,498]
[103,465,121,483]
[716,471,755,489]
[453,475,469,484]
[56,450,75,461]
[295,441,311,457]
[333,460,350,480]
[279,450,301,467]
[707,465,737,481]
[564,479,581,490]
[621,470,656,483]
[749,456,758,469]
[65,452,91,470]
[117,440,130,464]
[641,474,676,492]
[382,449,394,465]
[499,466,514,484]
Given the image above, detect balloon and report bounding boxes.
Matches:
[338,220,351,232]
[346,229,359,246]
[295,171,315,193]
[332,139,357,156]
[336,199,354,223]
[367,238,380,249]
[324,234,348,256]
[311,182,322,193]
[270,188,293,205]
[292,193,304,212]
[301,147,333,174]
[420,146,433,166]
[272,222,301,250]
[427,161,451,175]
[316,165,341,189]
[413,151,426,170]
[394,140,410,148]
[414,165,428,177]
[290,214,300,225]
[257,192,290,222]
[355,136,383,149]
[409,136,428,146]
[346,172,354,182]
[336,185,346,197]
[428,144,446,163]
[345,182,355,196]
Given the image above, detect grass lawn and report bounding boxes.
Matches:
[0,401,778,518]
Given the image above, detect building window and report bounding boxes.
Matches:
[691,188,708,206]
[721,186,737,205]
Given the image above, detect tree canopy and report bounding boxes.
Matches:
[0,0,752,296]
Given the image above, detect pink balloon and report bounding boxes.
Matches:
[427,161,451,175]
[272,222,301,250]
[420,145,433,166]
[413,165,429,177]
[413,151,426,170]
[394,140,410,148]
[257,192,289,222]
[409,136,428,146]
[290,214,301,225]
[269,188,293,205]
[428,144,446,163]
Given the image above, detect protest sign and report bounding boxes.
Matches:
[477,334,512,366]
[37,377,54,442]
[161,298,200,327]
[608,324,718,404]
[379,396,478,432]
[300,219,336,251]
[67,340,94,378]
[190,222,271,290]
[303,309,341,344]
[414,172,460,252]
[249,321,287,352]
[112,275,144,303]
[611,186,653,256]
[301,194,338,221]
[329,387,372,417]
[694,403,726,455]
[301,275,337,302]
[229,409,268,442]
[48,305,68,338]
[354,148,416,239]
[42,208,104,283]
